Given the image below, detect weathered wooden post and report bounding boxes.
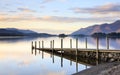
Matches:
[96,37,99,59]
[61,39,63,49]
[61,39,63,52]
[70,39,72,48]
[70,39,72,66]
[42,41,44,48]
[85,38,87,49]
[85,38,88,57]
[106,37,109,49]
[35,41,37,55]
[76,38,78,55]
[50,40,53,58]
[31,41,33,54]
[39,41,41,48]
[35,41,37,49]
[53,40,54,49]
[39,41,41,53]
[50,41,52,49]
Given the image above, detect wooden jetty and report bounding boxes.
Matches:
[31,38,120,64]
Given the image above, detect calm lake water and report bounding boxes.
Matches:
[0,36,120,75]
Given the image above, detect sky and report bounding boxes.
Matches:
[0,0,120,34]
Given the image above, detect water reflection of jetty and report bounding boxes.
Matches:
[31,38,120,66]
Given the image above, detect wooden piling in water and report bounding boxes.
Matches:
[107,37,109,49]
[50,41,52,48]
[39,41,41,53]
[53,40,54,49]
[85,38,87,49]
[96,37,99,59]
[76,38,78,55]
[39,41,41,48]
[85,38,88,57]
[70,39,72,48]
[32,41,33,49]
[35,41,37,55]
[35,41,37,49]
[61,39,63,49]
[42,41,44,48]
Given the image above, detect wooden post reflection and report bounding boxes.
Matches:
[52,51,54,63]
[76,55,78,73]
[61,53,63,67]
[42,50,44,59]
[70,53,72,66]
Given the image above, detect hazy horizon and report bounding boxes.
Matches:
[0,0,120,34]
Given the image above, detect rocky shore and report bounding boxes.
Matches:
[73,62,120,75]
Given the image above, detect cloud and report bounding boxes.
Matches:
[41,0,54,3]
[71,3,120,15]
[41,0,67,4]
[0,14,118,23]
[18,7,35,13]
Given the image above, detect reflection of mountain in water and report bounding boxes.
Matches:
[0,36,53,43]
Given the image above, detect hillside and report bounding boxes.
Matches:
[71,20,120,35]
[0,28,54,37]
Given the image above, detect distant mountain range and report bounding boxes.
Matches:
[71,20,120,35]
[0,28,54,37]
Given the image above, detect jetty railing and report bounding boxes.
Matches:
[31,37,120,62]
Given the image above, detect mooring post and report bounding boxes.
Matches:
[39,41,41,48]
[97,37,99,50]
[42,41,44,48]
[31,41,33,49]
[96,37,99,59]
[39,41,41,53]
[31,41,33,54]
[85,38,87,49]
[76,38,78,55]
[61,39,63,55]
[85,38,88,57]
[61,39,63,49]
[106,37,109,50]
[35,41,37,49]
[53,40,54,49]
[50,41,53,57]
[70,39,72,48]
[50,41,52,49]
